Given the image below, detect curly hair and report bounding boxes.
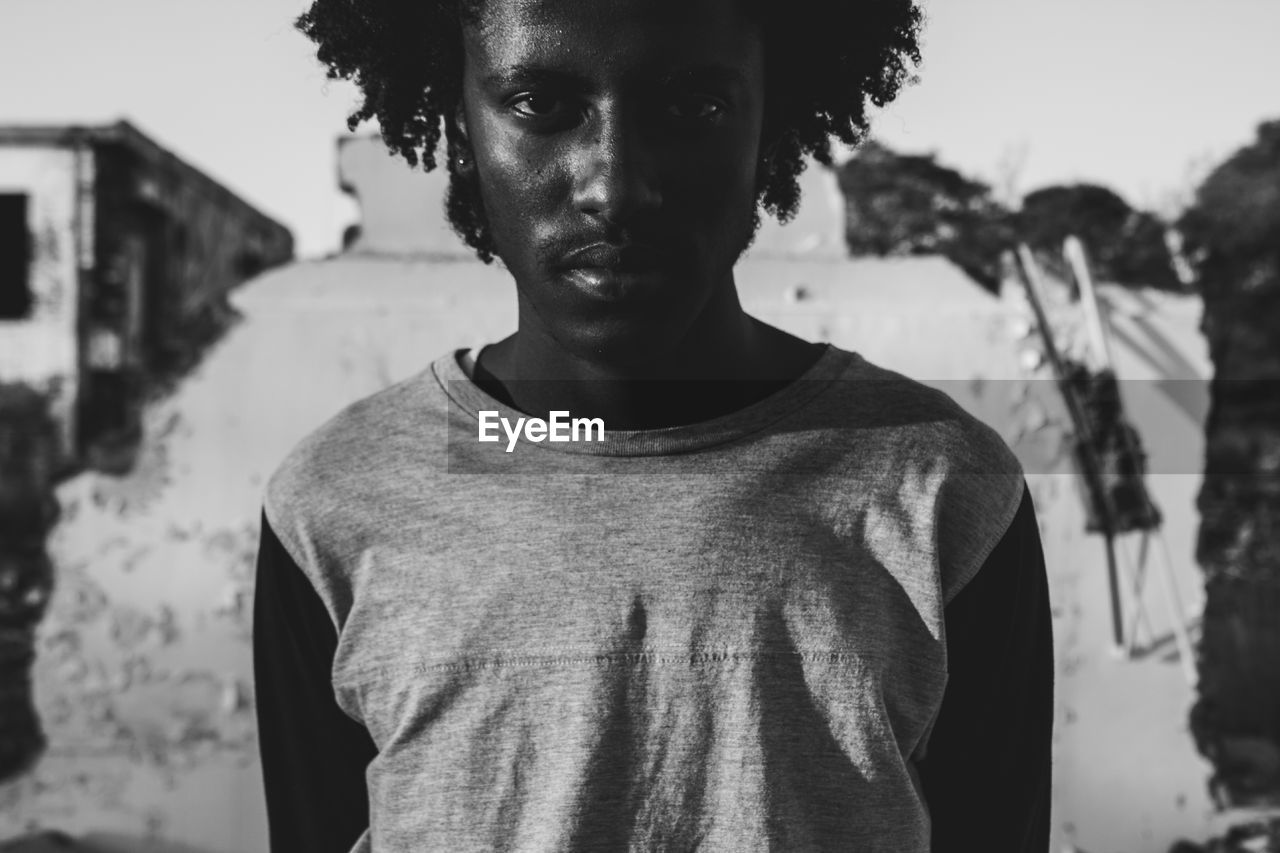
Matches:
[297,0,924,262]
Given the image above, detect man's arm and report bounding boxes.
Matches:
[253,509,379,853]
[918,485,1055,852]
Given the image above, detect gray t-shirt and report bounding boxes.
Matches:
[263,344,1026,852]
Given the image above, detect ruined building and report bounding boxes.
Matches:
[0,120,293,477]
[0,119,292,785]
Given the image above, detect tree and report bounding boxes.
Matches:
[837,141,1016,293]
[837,144,1185,294]
[1019,184,1184,291]
[1180,119,1280,812]
[0,383,58,782]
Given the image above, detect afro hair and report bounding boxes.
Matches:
[297,0,924,261]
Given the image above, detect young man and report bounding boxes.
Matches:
[254,0,1054,850]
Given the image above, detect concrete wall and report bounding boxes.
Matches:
[743,162,848,261]
[90,134,293,379]
[116,153,292,319]
[337,135,472,258]
[0,145,85,465]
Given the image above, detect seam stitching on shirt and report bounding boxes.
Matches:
[262,488,346,635]
[396,650,891,674]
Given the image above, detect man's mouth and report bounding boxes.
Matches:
[551,242,673,303]
[558,242,666,274]
[561,266,665,303]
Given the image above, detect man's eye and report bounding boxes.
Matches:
[667,96,725,123]
[509,93,567,119]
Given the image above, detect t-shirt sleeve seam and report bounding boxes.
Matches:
[263,488,310,577]
[943,476,1027,607]
[262,479,344,636]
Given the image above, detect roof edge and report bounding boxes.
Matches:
[0,118,292,239]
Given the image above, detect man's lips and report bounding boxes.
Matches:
[555,245,670,303]
[555,242,667,273]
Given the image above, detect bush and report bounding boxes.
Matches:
[1019,183,1183,290]
[1182,118,1280,809]
[837,141,1016,293]
[0,382,57,783]
[837,142,1184,293]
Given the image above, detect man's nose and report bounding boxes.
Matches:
[571,109,662,226]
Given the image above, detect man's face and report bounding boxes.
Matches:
[459,0,766,365]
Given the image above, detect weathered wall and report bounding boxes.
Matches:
[337,134,472,258]
[0,145,85,467]
[0,126,294,850]
[91,133,294,394]
[745,162,848,260]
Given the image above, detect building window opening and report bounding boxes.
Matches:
[0,194,33,320]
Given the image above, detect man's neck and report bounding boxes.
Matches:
[474,289,822,430]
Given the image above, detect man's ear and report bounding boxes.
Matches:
[756,125,784,181]
[446,100,476,175]
[756,108,786,174]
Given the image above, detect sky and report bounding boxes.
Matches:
[1,0,1277,258]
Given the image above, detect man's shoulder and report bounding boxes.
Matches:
[812,351,1026,600]
[814,350,1021,477]
[263,357,450,540]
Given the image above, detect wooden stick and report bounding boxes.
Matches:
[1065,235,1115,371]
[1016,245,1125,649]
[1063,239,1198,682]
[1155,528,1199,686]
[1104,532,1126,655]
